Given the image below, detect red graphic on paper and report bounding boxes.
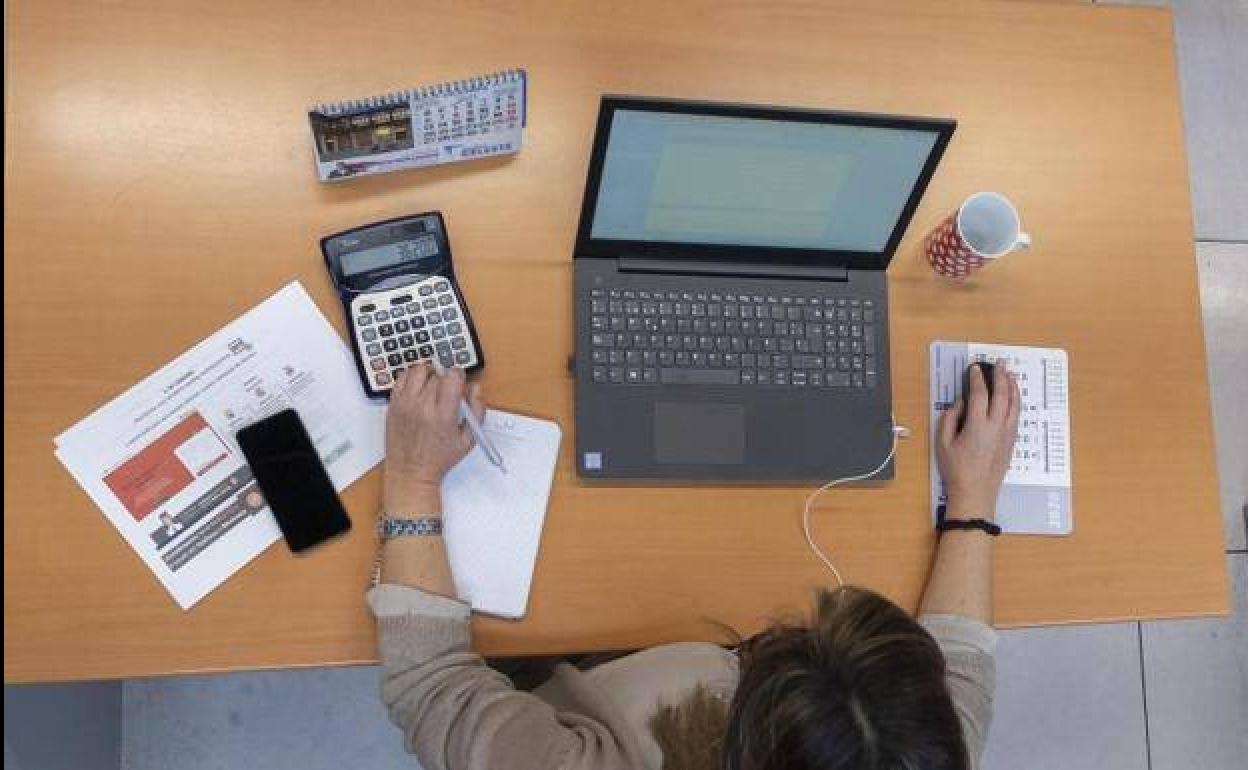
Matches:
[103,412,228,521]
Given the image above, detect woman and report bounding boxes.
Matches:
[369,361,1019,770]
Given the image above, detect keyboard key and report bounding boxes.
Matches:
[609,367,624,383]
[366,343,382,356]
[383,339,399,352]
[423,298,438,309]
[418,285,433,296]
[357,315,373,326]
[659,368,741,385]
[369,357,386,371]
[362,328,378,342]
[757,370,773,385]
[379,324,394,336]
[442,307,459,321]
[394,320,410,333]
[592,366,607,383]
[374,310,390,322]
[415,330,430,343]
[828,372,851,387]
[387,353,403,366]
[418,344,434,357]
[399,334,414,347]
[391,306,406,318]
[360,303,376,313]
[741,370,755,385]
[435,280,449,291]
[438,294,454,306]
[410,316,425,329]
[375,372,392,386]
[774,370,789,386]
[403,350,420,363]
[432,327,446,340]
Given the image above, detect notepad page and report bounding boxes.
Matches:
[440,410,562,618]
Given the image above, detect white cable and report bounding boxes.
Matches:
[801,423,904,587]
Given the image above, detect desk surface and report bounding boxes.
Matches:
[4,0,1228,683]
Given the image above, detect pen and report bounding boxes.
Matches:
[431,360,507,474]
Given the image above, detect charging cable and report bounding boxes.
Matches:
[802,420,910,587]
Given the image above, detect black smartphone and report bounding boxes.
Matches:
[235,409,351,553]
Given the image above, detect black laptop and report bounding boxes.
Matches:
[572,97,954,480]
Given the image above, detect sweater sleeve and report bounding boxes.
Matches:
[918,614,997,770]
[367,584,645,770]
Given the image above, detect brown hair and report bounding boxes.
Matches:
[651,586,967,770]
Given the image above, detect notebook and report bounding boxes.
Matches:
[930,341,1073,535]
[441,409,561,619]
[307,68,527,181]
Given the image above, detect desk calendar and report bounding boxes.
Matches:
[930,341,1073,535]
[307,69,526,182]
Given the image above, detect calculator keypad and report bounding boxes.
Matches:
[350,276,480,393]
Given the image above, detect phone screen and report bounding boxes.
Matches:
[235,409,351,553]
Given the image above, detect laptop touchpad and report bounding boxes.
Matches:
[654,402,745,465]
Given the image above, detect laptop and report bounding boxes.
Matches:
[572,97,955,480]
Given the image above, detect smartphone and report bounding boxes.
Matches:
[235,409,351,553]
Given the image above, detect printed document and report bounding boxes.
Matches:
[55,282,385,608]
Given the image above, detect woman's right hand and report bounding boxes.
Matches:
[935,362,1021,520]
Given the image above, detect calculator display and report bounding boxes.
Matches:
[340,235,439,277]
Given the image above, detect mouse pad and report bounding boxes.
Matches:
[653,402,745,465]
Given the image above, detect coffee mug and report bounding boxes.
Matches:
[926,192,1030,279]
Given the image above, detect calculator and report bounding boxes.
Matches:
[321,213,484,398]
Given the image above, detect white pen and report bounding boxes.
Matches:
[431,360,506,474]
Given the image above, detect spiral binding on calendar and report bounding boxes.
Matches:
[312,69,526,116]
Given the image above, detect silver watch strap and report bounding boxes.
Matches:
[377,516,443,540]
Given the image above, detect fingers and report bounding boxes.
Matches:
[988,360,1011,422]
[467,383,486,423]
[434,365,468,423]
[938,397,963,446]
[966,363,990,424]
[394,363,434,408]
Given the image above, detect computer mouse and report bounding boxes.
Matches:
[957,361,995,432]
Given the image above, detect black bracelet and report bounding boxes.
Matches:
[936,516,1002,536]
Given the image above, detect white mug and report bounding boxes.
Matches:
[926,192,1031,278]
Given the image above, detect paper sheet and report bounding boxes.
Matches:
[441,410,561,619]
[929,341,1072,535]
[55,282,386,608]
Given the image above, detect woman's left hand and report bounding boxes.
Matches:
[383,364,485,511]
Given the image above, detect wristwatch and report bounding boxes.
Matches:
[377,516,444,540]
[371,514,444,588]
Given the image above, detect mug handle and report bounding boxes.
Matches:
[1015,232,1032,250]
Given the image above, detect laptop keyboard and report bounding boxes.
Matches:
[586,286,880,388]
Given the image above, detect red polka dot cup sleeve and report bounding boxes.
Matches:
[925,213,984,279]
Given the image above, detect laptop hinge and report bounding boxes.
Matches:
[617,257,848,282]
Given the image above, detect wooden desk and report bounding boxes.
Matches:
[4,0,1228,683]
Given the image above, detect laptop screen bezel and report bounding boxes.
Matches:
[573,96,956,271]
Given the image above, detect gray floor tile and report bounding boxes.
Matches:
[1173,0,1248,240]
[982,623,1148,770]
[1141,553,1248,770]
[1197,242,1248,550]
[122,665,420,770]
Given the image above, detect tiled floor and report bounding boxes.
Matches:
[18,3,1248,770]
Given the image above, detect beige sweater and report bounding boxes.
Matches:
[368,585,996,770]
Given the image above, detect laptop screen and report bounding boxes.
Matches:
[588,108,944,257]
